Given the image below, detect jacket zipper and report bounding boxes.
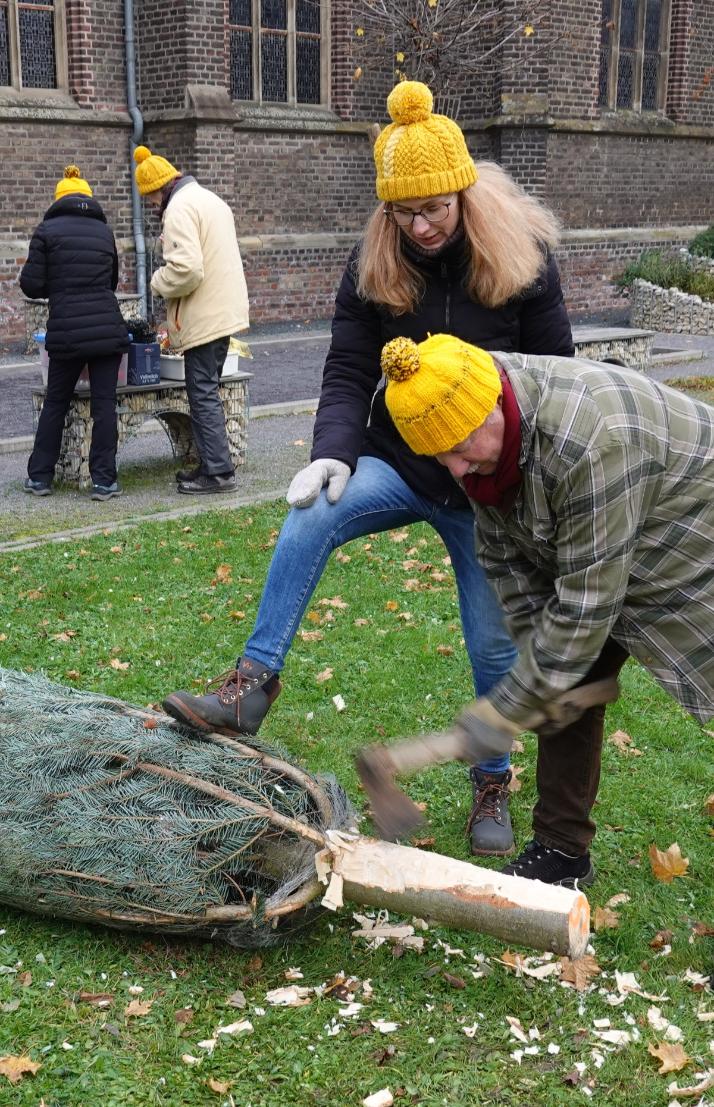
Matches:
[441,261,453,504]
[441,262,451,329]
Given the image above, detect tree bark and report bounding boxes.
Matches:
[333,837,590,958]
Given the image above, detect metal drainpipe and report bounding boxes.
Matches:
[123,0,148,318]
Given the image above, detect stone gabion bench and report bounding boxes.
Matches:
[31,374,251,489]
[630,279,714,336]
[24,293,143,354]
[571,325,654,372]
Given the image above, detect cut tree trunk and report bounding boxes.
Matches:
[333,837,590,958]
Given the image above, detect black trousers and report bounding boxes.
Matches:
[533,637,631,855]
[183,335,233,476]
[28,353,121,487]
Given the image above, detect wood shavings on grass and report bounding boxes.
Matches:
[265,986,312,1007]
[362,1089,393,1107]
[614,970,669,1001]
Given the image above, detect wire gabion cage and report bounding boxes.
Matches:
[0,668,355,947]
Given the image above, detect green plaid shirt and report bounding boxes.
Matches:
[475,353,714,726]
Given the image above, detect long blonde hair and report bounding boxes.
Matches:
[357,161,561,313]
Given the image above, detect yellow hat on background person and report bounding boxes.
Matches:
[133,145,179,196]
[382,334,501,455]
[54,165,93,201]
[373,81,478,202]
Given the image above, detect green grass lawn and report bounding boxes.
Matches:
[0,503,712,1107]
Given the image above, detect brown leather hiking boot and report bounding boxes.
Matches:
[162,658,281,736]
[466,768,514,857]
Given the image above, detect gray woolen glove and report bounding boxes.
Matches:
[286,458,351,509]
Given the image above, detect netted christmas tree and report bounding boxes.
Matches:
[0,667,353,946]
[0,668,591,957]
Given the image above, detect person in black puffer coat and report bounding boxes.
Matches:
[163,82,575,860]
[20,165,129,500]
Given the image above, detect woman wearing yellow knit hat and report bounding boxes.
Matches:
[163,82,574,863]
[378,330,714,887]
[20,165,128,500]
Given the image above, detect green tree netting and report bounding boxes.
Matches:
[0,668,354,946]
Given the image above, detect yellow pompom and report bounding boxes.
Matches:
[63,165,81,179]
[386,80,433,125]
[381,336,421,382]
[133,145,152,165]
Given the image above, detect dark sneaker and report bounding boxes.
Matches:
[502,839,595,888]
[162,657,281,736]
[177,472,236,495]
[176,463,203,482]
[24,477,52,496]
[91,483,122,501]
[466,768,514,857]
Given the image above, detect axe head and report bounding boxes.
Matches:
[355,744,426,842]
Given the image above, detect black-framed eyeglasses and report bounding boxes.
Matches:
[385,201,453,228]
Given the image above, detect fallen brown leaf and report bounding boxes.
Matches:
[0,1054,41,1084]
[208,1078,232,1094]
[508,764,524,793]
[109,658,130,671]
[647,1040,690,1074]
[385,600,399,611]
[442,971,466,989]
[705,794,714,818]
[649,842,689,883]
[315,667,334,683]
[174,1007,194,1024]
[649,929,674,949]
[17,971,32,987]
[124,998,154,1018]
[691,921,714,939]
[559,954,601,991]
[593,907,620,931]
[214,563,233,584]
[78,992,115,1007]
[607,728,643,755]
[299,630,324,642]
[143,717,158,729]
[436,644,453,656]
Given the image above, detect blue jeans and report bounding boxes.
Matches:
[245,456,516,773]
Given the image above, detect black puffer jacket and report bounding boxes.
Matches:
[311,238,574,506]
[20,195,129,360]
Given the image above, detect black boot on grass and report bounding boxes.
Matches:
[502,839,595,888]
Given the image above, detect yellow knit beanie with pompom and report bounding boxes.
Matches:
[382,333,501,455]
[54,165,93,201]
[373,81,477,202]
[133,145,180,196]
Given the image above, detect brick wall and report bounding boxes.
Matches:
[1,0,713,352]
[547,130,714,227]
[65,0,128,111]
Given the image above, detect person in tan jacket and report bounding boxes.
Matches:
[134,145,249,494]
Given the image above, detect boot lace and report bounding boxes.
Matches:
[466,774,509,835]
[205,669,254,713]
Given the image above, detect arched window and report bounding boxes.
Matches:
[0,0,66,90]
[598,0,671,112]
[229,0,327,105]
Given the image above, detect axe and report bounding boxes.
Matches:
[356,676,621,841]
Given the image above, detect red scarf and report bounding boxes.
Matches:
[462,370,522,511]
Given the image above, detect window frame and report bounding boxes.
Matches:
[599,0,671,113]
[228,0,330,107]
[0,0,68,93]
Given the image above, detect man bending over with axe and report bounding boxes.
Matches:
[357,333,714,887]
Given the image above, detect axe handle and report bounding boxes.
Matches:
[384,727,469,776]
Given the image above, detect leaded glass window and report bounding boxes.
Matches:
[229,0,325,105]
[598,0,670,112]
[0,0,64,89]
